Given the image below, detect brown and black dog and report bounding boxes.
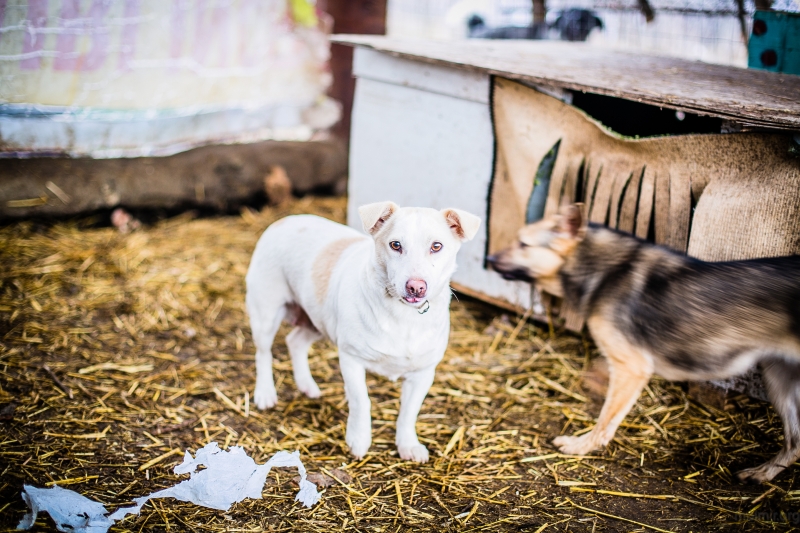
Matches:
[488,203,800,483]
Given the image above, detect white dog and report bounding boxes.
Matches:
[245,201,481,461]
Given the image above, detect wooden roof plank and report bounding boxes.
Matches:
[332,35,800,130]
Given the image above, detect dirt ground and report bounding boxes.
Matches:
[1,196,798,532]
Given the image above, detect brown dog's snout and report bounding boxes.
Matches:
[486,251,534,282]
[486,253,506,273]
[405,278,427,298]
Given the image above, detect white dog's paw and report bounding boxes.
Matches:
[397,443,429,463]
[553,433,600,456]
[346,430,371,459]
[296,378,321,399]
[253,383,278,410]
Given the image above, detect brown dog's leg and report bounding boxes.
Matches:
[553,317,652,455]
[737,358,800,483]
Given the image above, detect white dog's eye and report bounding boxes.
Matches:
[431,242,443,253]
[390,241,402,252]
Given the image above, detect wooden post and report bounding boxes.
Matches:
[319,0,387,144]
[754,0,773,11]
[532,0,546,25]
[638,0,655,22]
[734,0,748,42]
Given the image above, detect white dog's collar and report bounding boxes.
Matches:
[417,300,430,314]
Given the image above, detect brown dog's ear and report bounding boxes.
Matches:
[441,208,481,241]
[358,201,399,235]
[556,203,586,239]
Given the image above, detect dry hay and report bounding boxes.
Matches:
[0,196,798,532]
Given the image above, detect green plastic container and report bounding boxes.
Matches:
[748,10,800,75]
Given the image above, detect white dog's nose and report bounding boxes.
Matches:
[405,278,427,298]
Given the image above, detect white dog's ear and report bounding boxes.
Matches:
[359,201,399,235]
[441,208,481,242]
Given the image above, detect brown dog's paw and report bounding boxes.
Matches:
[553,434,599,456]
[736,464,782,484]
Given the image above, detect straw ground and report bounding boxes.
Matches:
[1,196,798,532]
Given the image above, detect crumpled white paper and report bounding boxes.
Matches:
[18,442,320,533]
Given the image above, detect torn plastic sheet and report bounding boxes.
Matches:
[18,442,320,533]
[17,485,113,533]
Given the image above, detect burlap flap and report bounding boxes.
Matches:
[488,77,800,329]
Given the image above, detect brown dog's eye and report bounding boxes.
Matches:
[519,241,529,248]
[390,241,402,252]
[431,242,443,253]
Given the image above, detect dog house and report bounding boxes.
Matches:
[335,36,800,324]
[335,36,800,398]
